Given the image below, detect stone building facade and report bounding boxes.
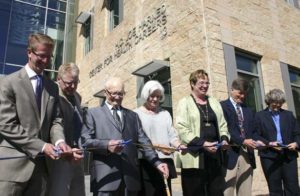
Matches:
[75,0,300,195]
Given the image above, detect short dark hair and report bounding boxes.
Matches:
[231,78,249,92]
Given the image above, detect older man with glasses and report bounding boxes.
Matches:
[81,77,169,196]
[47,62,85,196]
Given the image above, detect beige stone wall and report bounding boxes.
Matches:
[75,0,300,195]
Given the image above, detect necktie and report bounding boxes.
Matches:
[112,107,122,129]
[236,104,245,138]
[35,75,43,111]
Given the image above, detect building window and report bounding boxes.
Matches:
[83,16,92,55]
[108,0,123,31]
[223,44,264,113]
[235,52,263,112]
[288,67,300,123]
[285,0,299,8]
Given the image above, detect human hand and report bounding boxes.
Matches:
[203,141,218,153]
[269,141,282,151]
[72,148,84,161]
[254,140,266,149]
[220,140,230,150]
[287,142,298,151]
[157,163,169,179]
[57,142,73,159]
[108,140,124,153]
[178,144,188,155]
[43,143,60,160]
[243,139,257,149]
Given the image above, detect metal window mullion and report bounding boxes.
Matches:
[237,69,259,78]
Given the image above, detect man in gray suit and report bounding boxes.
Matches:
[0,33,71,196]
[47,62,85,196]
[81,77,169,196]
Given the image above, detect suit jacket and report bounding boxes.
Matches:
[220,99,256,169]
[0,68,64,182]
[253,108,300,160]
[81,104,160,192]
[58,88,83,147]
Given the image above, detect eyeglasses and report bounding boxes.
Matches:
[106,89,125,97]
[61,79,80,86]
[196,81,210,86]
[31,50,53,59]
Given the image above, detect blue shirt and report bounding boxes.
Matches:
[270,110,282,144]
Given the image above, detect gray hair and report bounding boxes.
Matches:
[265,89,286,105]
[57,62,79,79]
[141,80,165,102]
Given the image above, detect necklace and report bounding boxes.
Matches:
[198,103,211,127]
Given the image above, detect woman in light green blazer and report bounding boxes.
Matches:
[175,69,230,196]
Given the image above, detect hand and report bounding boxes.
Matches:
[108,140,124,153]
[72,148,84,161]
[178,144,188,155]
[43,143,60,160]
[57,142,73,159]
[220,140,230,150]
[243,139,257,149]
[157,163,169,179]
[255,140,266,149]
[287,142,298,151]
[203,141,218,153]
[269,141,282,151]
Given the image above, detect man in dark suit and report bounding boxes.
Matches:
[254,89,300,196]
[81,77,169,196]
[0,33,70,196]
[47,63,85,196]
[221,78,257,196]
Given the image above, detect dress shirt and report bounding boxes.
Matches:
[25,64,65,151]
[229,97,244,119]
[105,101,123,123]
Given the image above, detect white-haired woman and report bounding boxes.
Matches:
[254,89,300,196]
[135,80,185,196]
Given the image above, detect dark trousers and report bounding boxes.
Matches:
[93,180,137,196]
[138,159,175,196]
[181,158,224,196]
[260,156,300,196]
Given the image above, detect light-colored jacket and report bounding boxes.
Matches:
[175,95,229,169]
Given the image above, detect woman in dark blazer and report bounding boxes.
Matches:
[254,89,300,196]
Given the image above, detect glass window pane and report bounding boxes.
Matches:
[46,10,65,31]
[6,2,46,65]
[46,10,65,69]
[0,0,12,63]
[289,69,300,85]
[0,62,4,74]
[4,64,22,75]
[292,86,300,124]
[236,54,258,74]
[48,0,66,12]
[19,0,47,7]
[238,73,263,112]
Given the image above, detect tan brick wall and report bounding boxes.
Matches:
[75,0,300,195]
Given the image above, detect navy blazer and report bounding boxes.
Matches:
[253,108,300,160]
[221,99,256,169]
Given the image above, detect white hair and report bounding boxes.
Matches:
[140,80,165,102]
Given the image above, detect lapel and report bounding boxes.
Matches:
[40,77,50,126]
[226,99,238,121]
[279,109,286,141]
[19,68,40,120]
[263,109,277,136]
